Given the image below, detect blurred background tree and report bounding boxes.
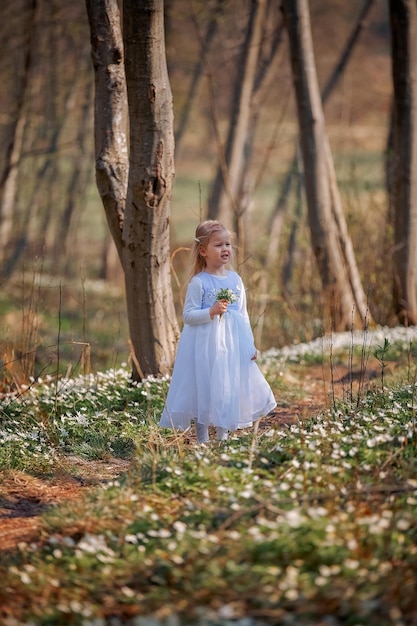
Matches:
[1,0,409,381]
[388,0,417,325]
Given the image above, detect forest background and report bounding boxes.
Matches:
[0,0,393,381]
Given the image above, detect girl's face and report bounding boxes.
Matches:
[200,230,231,274]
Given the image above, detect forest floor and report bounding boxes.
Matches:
[0,359,385,553]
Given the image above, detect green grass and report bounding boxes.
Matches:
[1,331,417,624]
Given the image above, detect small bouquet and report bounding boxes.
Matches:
[216,288,237,318]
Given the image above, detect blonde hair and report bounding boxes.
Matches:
[188,220,234,280]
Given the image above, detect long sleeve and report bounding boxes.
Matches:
[182,277,212,325]
[237,275,256,354]
[237,276,251,324]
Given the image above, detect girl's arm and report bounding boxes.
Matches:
[182,277,212,325]
[237,275,252,326]
[237,275,257,359]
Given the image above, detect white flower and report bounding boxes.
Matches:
[173,520,187,535]
[286,509,303,528]
[397,518,410,531]
[121,586,136,598]
[216,288,237,305]
[345,559,359,570]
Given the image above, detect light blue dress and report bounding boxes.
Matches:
[160,270,276,432]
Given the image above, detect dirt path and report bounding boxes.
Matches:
[0,459,130,551]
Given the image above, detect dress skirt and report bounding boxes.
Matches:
[160,309,276,432]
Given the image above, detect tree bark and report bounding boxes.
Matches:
[123,0,178,379]
[282,0,371,330]
[86,0,179,379]
[86,0,128,262]
[389,0,417,324]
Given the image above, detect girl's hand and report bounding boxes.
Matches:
[251,350,258,360]
[210,300,228,318]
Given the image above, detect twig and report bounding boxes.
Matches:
[128,338,145,381]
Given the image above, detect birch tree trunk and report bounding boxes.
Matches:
[282,0,372,330]
[389,0,417,324]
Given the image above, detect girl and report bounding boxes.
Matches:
[160,220,276,444]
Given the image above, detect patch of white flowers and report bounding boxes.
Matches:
[259,324,417,369]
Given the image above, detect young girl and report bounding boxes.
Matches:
[160,220,276,444]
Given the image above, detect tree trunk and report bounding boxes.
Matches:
[123,0,178,380]
[255,0,376,344]
[0,0,39,274]
[389,0,417,324]
[282,0,371,330]
[207,0,268,229]
[85,0,128,262]
[86,0,179,379]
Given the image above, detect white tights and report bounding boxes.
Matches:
[196,422,228,444]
